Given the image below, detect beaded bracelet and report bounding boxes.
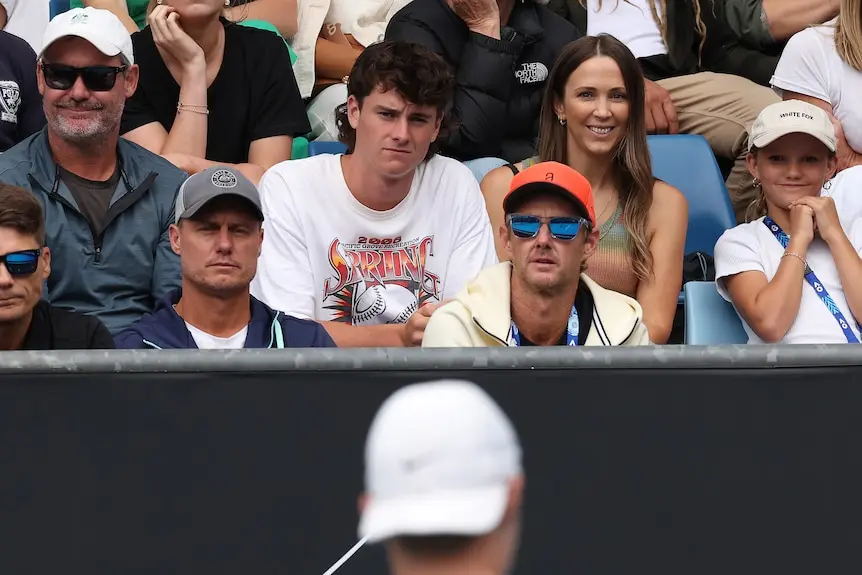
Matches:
[782,251,807,266]
[177,102,209,115]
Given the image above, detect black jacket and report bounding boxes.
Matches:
[548,0,777,86]
[386,0,581,163]
[19,300,115,350]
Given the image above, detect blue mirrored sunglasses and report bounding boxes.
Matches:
[0,249,41,277]
[507,215,591,241]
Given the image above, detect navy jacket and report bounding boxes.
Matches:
[114,290,336,349]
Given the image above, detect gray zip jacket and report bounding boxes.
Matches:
[0,129,185,334]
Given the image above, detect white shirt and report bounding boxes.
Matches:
[585,0,666,59]
[714,167,862,344]
[771,22,862,154]
[0,0,49,53]
[251,154,498,324]
[185,322,249,350]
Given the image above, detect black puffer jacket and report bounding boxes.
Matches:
[386,0,581,163]
[548,0,776,86]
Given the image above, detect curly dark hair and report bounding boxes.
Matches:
[335,41,455,161]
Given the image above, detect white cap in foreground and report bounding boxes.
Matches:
[40,8,135,65]
[359,380,522,543]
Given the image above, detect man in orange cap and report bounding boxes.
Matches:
[423,161,650,347]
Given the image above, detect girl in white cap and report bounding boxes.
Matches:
[714,99,862,344]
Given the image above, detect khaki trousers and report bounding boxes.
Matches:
[657,72,780,222]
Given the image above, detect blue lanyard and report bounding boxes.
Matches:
[763,217,860,343]
[511,305,580,347]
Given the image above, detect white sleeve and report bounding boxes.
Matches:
[851,218,862,254]
[770,28,833,103]
[823,166,862,230]
[250,168,317,320]
[713,226,765,303]
[440,173,499,300]
[0,0,16,14]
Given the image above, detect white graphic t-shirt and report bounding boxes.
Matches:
[251,154,498,324]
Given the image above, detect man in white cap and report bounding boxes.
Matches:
[357,380,524,575]
[0,8,186,334]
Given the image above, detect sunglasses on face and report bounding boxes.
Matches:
[40,62,127,92]
[0,249,41,277]
[507,214,591,241]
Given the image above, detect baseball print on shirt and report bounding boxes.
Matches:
[323,235,439,324]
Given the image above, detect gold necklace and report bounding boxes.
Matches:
[594,193,618,240]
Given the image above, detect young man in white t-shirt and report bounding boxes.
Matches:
[714,100,862,344]
[251,41,498,347]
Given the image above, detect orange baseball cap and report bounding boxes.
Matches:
[503,162,596,227]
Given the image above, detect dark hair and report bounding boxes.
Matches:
[335,41,455,161]
[393,535,475,556]
[0,184,45,245]
[538,34,655,282]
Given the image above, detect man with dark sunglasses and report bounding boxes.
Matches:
[0,184,114,350]
[424,161,650,347]
[0,8,186,335]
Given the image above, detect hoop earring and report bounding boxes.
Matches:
[225,0,230,5]
[156,0,163,4]
[558,117,566,126]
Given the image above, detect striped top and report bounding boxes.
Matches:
[516,158,639,298]
[587,203,639,298]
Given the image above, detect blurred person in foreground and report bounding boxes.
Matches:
[0,184,114,350]
[251,41,497,348]
[115,167,335,349]
[0,8,185,335]
[714,100,862,344]
[357,380,524,575]
[425,161,650,347]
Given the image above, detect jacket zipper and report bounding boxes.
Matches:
[46,167,157,263]
[472,317,509,347]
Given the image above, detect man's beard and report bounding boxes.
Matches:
[48,100,123,143]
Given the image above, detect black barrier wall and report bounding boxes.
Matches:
[0,347,860,575]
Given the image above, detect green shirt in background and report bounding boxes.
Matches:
[70,0,150,30]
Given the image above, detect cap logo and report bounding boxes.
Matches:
[70,12,89,24]
[545,172,554,182]
[779,112,814,120]
[211,169,238,189]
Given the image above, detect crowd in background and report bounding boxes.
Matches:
[0,0,858,352]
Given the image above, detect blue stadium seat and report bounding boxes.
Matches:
[307,141,348,156]
[647,134,735,257]
[50,0,70,18]
[683,281,747,344]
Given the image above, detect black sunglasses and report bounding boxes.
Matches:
[507,214,591,241]
[40,62,127,92]
[0,249,41,277]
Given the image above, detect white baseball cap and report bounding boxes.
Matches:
[358,380,522,544]
[749,100,836,152]
[40,8,135,65]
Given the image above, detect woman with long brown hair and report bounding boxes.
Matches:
[481,34,687,344]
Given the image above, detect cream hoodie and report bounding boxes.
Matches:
[423,262,651,347]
